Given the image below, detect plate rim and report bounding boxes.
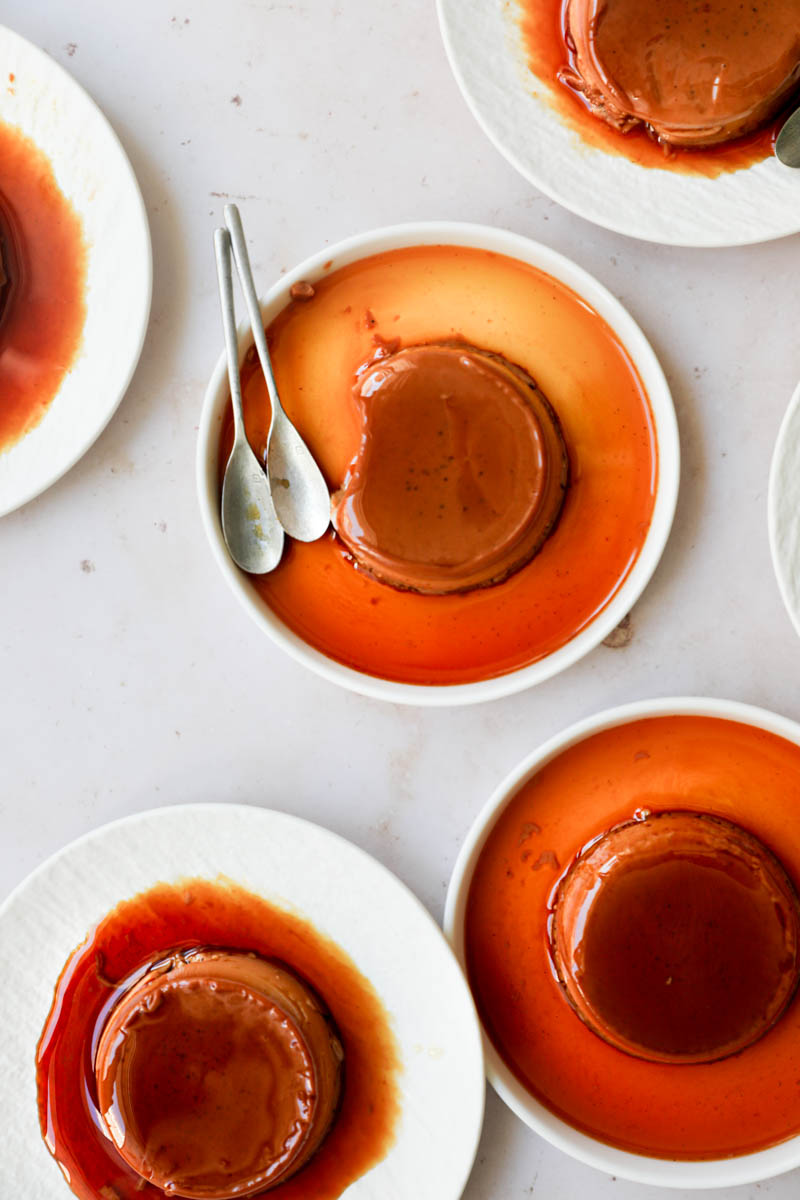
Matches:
[768,379,800,641]
[0,22,152,518]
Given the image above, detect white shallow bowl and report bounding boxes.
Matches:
[444,695,800,1188]
[769,380,800,639]
[437,0,800,247]
[197,220,679,706]
[0,803,485,1199]
[0,24,151,516]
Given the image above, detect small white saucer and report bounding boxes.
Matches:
[0,803,484,1199]
[0,24,151,516]
[437,0,800,247]
[769,381,800,638]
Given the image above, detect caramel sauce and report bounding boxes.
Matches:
[218,245,657,685]
[0,120,87,452]
[465,716,800,1159]
[518,0,793,174]
[36,880,401,1199]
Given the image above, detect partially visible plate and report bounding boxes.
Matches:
[769,380,800,638]
[0,24,151,516]
[437,0,800,247]
[0,803,485,1199]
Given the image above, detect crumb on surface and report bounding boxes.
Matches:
[290,280,315,301]
[603,613,633,648]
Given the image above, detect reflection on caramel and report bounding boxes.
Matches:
[219,245,657,684]
[0,120,86,452]
[0,201,13,330]
[563,0,800,147]
[551,812,800,1064]
[518,0,793,173]
[332,343,568,594]
[465,716,800,1159]
[37,880,401,1200]
[94,951,343,1198]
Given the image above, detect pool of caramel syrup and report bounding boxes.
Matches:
[218,244,657,685]
[465,715,800,1159]
[0,120,86,452]
[36,879,400,1199]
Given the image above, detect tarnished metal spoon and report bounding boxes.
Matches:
[214,227,284,574]
[776,107,800,167]
[224,204,331,542]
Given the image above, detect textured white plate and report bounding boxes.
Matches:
[769,381,800,638]
[0,803,484,1199]
[445,696,800,1188]
[0,24,151,516]
[437,0,800,247]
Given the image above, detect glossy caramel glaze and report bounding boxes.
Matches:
[94,951,343,1197]
[332,342,568,593]
[551,812,800,1064]
[219,245,657,685]
[465,716,800,1159]
[0,120,86,452]
[563,0,800,147]
[519,0,797,173]
[37,880,401,1200]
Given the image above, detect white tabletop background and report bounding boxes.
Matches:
[2,2,800,1198]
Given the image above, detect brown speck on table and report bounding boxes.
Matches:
[65,43,77,56]
[231,94,242,106]
[290,280,315,301]
[603,613,633,648]
[80,559,95,574]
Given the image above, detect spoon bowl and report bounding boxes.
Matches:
[214,227,284,574]
[775,106,800,167]
[224,204,331,542]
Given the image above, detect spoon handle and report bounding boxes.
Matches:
[224,203,284,429]
[213,227,246,441]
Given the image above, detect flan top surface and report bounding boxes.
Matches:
[564,0,800,146]
[332,342,568,594]
[551,811,800,1063]
[94,950,343,1199]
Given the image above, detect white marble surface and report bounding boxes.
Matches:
[2,2,800,1197]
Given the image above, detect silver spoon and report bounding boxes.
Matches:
[776,107,800,167]
[214,227,284,574]
[224,204,331,542]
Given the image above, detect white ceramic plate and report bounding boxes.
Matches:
[0,803,484,1199]
[445,696,800,1188]
[0,24,151,516]
[769,380,800,638]
[437,0,800,247]
[197,221,679,706]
